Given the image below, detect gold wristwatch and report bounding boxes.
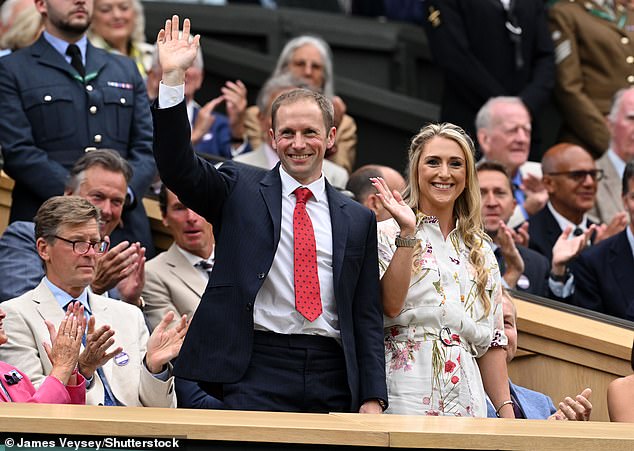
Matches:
[395,233,418,248]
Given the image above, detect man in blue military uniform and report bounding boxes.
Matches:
[0,0,156,256]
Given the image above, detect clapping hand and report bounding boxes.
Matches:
[549,388,592,421]
[77,316,122,380]
[44,302,85,385]
[145,311,188,374]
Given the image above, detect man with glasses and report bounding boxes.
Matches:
[0,196,186,406]
[528,143,624,262]
[0,149,145,304]
[571,162,634,319]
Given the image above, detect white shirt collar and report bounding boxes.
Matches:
[547,201,588,233]
[279,165,327,204]
[175,244,214,267]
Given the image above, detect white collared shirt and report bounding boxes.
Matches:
[253,166,339,339]
[175,244,215,281]
[547,202,589,236]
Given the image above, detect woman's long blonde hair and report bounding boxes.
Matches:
[402,123,492,314]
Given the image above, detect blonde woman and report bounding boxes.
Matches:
[373,123,513,417]
[88,0,153,78]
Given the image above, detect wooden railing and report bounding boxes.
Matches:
[0,403,634,450]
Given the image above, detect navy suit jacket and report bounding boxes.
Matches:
[528,206,595,263]
[152,100,387,411]
[0,35,156,255]
[516,245,550,297]
[487,380,556,419]
[571,230,634,320]
[191,107,251,160]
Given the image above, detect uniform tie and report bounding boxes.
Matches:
[293,187,322,322]
[66,44,85,78]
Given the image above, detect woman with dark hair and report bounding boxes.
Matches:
[374,123,513,417]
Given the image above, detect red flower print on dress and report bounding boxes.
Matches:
[422,396,431,405]
[451,375,459,384]
[444,360,456,373]
[451,334,460,343]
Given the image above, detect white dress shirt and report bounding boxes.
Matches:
[159,83,339,338]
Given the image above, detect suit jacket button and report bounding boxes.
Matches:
[257,273,266,279]
[245,302,253,311]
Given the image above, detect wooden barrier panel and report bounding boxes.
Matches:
[0,404,633,450]
[509,298,634,422]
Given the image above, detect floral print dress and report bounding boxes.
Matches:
[378,213,506,417]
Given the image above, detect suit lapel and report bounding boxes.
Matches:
[259,165,283,246]
[165,244,207,297]
[326,183,348,291]
[30,36,77,79]
[84,41,108,81]
[542,209,563,252]
[32,281,66,326]
[610,232,634,310]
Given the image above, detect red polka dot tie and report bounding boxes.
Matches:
[293,187,322,322]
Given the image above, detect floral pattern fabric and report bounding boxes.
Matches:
[378,214,506,417]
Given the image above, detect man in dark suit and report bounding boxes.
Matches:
[477,160,579,299]
[422,0,555,159]
[151,16,386,414]
[528,143,624,263]
[571,162,634,320]
[0,0,156,256]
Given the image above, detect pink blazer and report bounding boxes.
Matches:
[0,361,85,404]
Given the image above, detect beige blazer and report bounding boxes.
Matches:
[0,281,176,407]
[234,143,350,190]
[589,152,624,224]
[143,243,206,332]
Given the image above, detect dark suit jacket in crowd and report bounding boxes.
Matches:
[571,230,634,320]
[0,35,156,255]
[515,245,550,297]
[191,107,251,160]
[151,100,387,412]
[527,206,595,263]
[422,0,554,156]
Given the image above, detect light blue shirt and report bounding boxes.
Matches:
[42,31,87,67]
[44,276,91,314]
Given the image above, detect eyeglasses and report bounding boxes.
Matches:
[53,235,109,255]
[545,169,604,183]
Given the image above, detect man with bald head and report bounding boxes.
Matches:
[476,97,547,228]
[590,88,634,224]
[346,165,405,222]
[528,143,625,262]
